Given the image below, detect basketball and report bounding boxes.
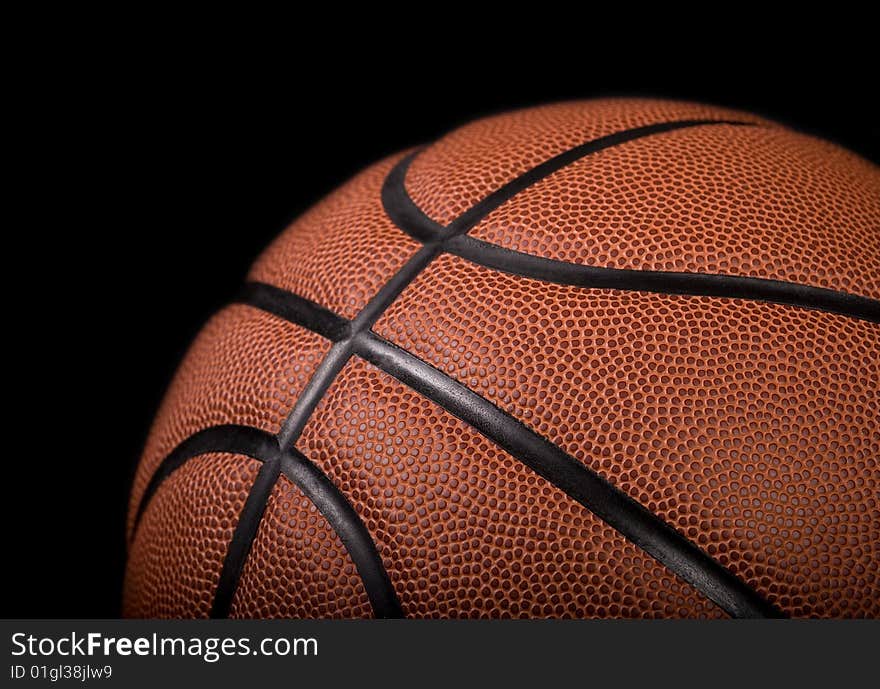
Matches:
[124,99,879,618]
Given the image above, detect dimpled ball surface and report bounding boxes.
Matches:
[125,99,880,618]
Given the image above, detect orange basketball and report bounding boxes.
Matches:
[124,99,880,618]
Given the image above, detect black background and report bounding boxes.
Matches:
[7,44,877,618]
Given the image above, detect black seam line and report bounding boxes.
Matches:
[381,149,442,243]
[351,244,441,332]
[447,237,880,324]
[275,245,441,451]
[131,425,403,619]
[206,120,774,621]
[383,120,756,242]
[383,126,880,325]
[279,447,403,618]
[211,458,280,618]
[277,120,750,452]
[240,283,784,617]
[236,282,351,341]
[276,340,354,448]
[133,425,280,534]
[446,119,755,235]
[353,332,786,619]
[233,281,353,446]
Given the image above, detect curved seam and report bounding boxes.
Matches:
[130,425,402,619]
[233,286,785,618]
[138,119,790,620]
[276,120,761,453]
[132,425,279,534]
[279,448,403,618]
[382,145,880,324]
[276,340,356,447]
[406,119,757,236]
[235,282,351,341]
[211,459,281,618]
[353,332,785,619]
[447,236,880,323]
